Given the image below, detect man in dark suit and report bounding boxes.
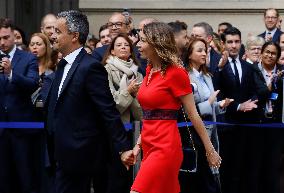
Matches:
[190,22,226,90]
[168,20,189,64]
[46,10,134,193]
[0,18,39,193]
[258,8,283,43]
[217,27,260,193]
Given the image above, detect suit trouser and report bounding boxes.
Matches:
[0,129,35,193]
[219,125,247,193]
[104,151,130,193]
[56,164,108,193]
[55,166,92,193]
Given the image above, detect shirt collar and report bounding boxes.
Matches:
[228,56,240,63]
[1,45,16,60]
[266,28,277,36]
[246,58,253,64]
[258,63,277,76]
[63,47,83,65]
[192,67,202,78]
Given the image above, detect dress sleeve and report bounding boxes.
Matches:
[168,66,192,97]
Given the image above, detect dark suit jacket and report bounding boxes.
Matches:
[92,44,147,76]
[209,48,221,89]
[251,63,284,122]
[46,49,130,174]
[0,48,39,133]
[258,28,283,43]
[209,48,221,74]
[215,59,259,123]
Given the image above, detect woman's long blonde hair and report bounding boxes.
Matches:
[143,22,182,75]
[29,33,53,71]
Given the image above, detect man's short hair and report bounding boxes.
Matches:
[168,20,188,34]
[99,24,108,38]
[218,22,232,29]
[193,22,213,37]
[221,26,242,42]
[0,18,15,30]
[264,8,279,17]
[57,10,89,45]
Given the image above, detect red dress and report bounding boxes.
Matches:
[131,65,192,193]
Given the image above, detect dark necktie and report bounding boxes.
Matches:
[47,59,68,132]
[232,58,240,87]
[0,53,10,59]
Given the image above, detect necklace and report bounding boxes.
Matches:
[146,68,161,86]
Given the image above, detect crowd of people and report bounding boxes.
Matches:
[0,7,283,193]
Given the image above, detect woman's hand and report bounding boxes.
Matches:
[127,79,141,97]
[219,98,234,108]
[206,148,222,168]
[208,90,220,105]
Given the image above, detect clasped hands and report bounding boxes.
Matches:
[0,57,12,74]
[120,143,141,170]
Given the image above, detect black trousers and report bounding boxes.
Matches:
[55,166,92,193]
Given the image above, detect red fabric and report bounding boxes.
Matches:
[131,65,192,193]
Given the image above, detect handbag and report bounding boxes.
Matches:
[179,106,198,173]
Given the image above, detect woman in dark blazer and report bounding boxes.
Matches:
[251,41,284,193]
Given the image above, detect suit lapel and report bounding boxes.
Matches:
[225,61,235,80]
[190,71,210,101]
[58,49,85,99]
[204,74,214,93]
[11,49,21,70]
[273,29,281,42]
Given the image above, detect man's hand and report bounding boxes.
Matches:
[218,51,229,69]
[120,150,135,170]
[1,57,12,75]
[238,99,258,112]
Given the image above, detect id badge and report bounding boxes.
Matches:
[269,92,278,100]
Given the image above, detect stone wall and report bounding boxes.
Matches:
[80,0,284,42]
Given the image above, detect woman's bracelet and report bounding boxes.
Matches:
[205,148,215,157]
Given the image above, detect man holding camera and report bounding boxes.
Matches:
[0,18,39,193]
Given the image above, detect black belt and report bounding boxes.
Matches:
[143,109,178,120]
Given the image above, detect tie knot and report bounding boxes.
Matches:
[0,53,10,59]
[57,59,68,69]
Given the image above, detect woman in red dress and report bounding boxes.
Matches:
[130,22,222,193]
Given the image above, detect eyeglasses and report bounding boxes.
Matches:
[106,22,126,29]
[265,16,278,20]
[263,50,277,57]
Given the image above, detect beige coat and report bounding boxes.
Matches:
[105,56,143,123]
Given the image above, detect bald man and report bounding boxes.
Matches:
[40,13,56,44]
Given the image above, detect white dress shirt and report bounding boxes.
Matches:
[58,47,83,97]
[265,28,277,39]
[228,56,242,83]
